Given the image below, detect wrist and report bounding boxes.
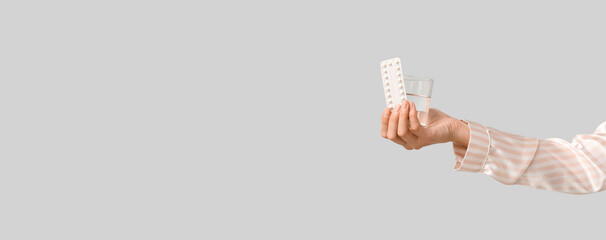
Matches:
[452,118,470,148]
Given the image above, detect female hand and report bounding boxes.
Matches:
[380,100,468,150]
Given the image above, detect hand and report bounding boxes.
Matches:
[380,100,467,150]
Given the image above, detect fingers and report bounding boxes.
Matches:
[380,107,391,138]
[386,104,408,146]
[408,102,427,150]
[397,101,412,146]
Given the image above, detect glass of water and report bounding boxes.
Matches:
[403,75,433,127]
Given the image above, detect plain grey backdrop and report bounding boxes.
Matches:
[2,0,606,239]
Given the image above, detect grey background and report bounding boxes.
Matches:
[2,0,606,239]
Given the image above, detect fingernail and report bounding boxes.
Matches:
[394,104,401,113]
[383,108,390,117]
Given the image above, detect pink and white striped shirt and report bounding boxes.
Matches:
[452,119,606,194]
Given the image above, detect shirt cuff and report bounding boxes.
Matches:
[452,119,490,172]
[452,119,540,185]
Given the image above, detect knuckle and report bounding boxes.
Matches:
[403,145,413,150]
[397,129,407,138]
[387,133,397,141]
[411,125,420,132]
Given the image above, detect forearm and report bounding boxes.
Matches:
[516,136,606,194]
[451,119,540,184]
[450,119,606,194]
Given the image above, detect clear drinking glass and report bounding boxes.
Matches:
[404,75,433,127]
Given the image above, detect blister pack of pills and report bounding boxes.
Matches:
[380,57,406,109]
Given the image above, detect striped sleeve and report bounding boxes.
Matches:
[452,120,492,172]
[452,119,606,194]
